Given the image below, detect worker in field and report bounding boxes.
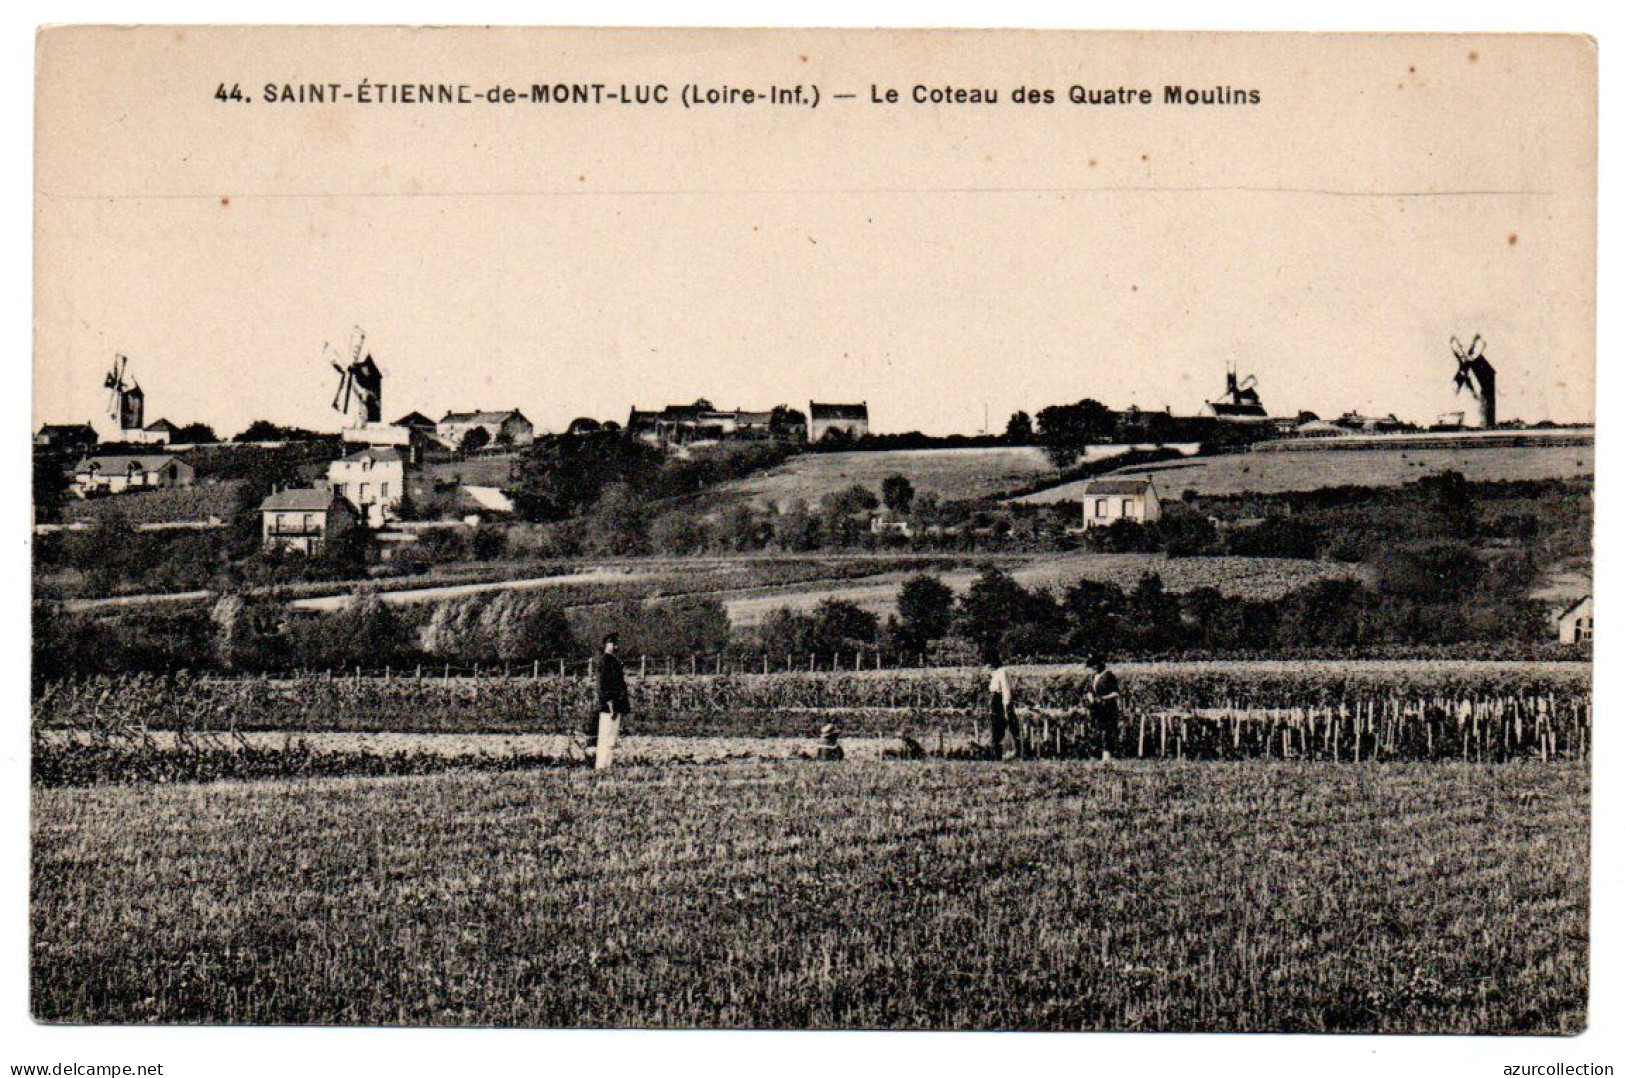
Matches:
[984,644,1019,760]
[1085,653,1122,752]
[813,722,845,761]
[590,633,632,770]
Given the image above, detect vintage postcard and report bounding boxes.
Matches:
[30,26,1595,1038]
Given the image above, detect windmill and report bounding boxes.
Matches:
[103,354,145,433]
[325,326,383,426]
[1450,334,1496,428]
[1206,362,1267,419]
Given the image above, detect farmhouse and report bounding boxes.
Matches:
[328,445,405,527]
[436,409,535,450]
[1556,595,1593,645]
[71,453,196,496]
[34,423,99,451]
[259,487,359,555]
[627,400,781,447]
[1078,476,1161,529]
[808,401,870,442]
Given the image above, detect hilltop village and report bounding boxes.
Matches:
[32,333,1594,676]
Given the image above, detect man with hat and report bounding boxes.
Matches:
[1085,653,1121,751]
[590,632,631,769]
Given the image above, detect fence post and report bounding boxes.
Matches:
[640,655,647,677]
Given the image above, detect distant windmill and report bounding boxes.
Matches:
[325,326,382,426]
[103,354,145,432]
[1450,334,1496,428]
[1206,362,1268,419]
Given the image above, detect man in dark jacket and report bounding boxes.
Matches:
[588,633,632,767]
[1085,653,1121,743]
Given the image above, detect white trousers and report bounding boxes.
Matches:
[594,712,621,770]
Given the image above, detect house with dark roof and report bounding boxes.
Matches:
[34,423,99,451]
[436,409,535,450]
[393,411,436,431]
[1556,595,1593,645]
[1078,476,1161,530]
[627,401,781,448]
[260,487,359,555]
[808,401,870,443]
[71,453,195,496]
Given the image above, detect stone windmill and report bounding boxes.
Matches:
[1450,334,1496,429]
[103,353,145,434]
[326,326,383,427]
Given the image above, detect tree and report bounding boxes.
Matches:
[210,591,283,671]
[770,405,807,440]
[481,592,576,663]
[1225,515,1321,559]
[809,599,880,654]
[651,511,711,555]
[459,426,491,454]
[880,474,916,515]
[171,422,219,445]
[897,574,955,650]
[566,417,603,435]
[956,568,1034,658]
[1004,410,1034,444]
[587,483,650,555]
[773,498,821,552]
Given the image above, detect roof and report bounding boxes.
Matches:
[37,423,97,435]
[1557,595,1593,621]
[440,409,529,425]
[1081,477,1157,496]
[144,419,178,432]
[335,445,404,464]
[74,454,185,473]
[393,411,436,428]
[459,485,516,514]
[260,487,342,512]
[809,402,869,421]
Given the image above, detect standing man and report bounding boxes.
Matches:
[1085,653,1121,756]
[985,645,1019,760]
[592,633,631,769]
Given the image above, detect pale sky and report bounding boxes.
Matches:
[34,29,1596,438]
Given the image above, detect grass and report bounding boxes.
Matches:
[714,447,1059,510]
[32,759,1586,1031]
[1020,445,1594,503]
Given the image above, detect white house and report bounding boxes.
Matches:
[1078,476,1161,529]
[72,453,195,496]
[1557,595,1593,645]
[260,487,359,555]
[328,445,405,527]
[436,409,535,450]
[807,401,870,442]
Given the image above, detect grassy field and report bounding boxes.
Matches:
[31,759,1587,1031]
[716,447,1061,510]
[723,552,1365,626]
[1018,444,1595,503]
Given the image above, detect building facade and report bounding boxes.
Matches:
[328,446,406,528]
[260,488,360,555]
[1078,476,1161,529]
[71,454,196,496]
[808,401,870,442]
[1557,595,1593,645]
[436,409,535,450]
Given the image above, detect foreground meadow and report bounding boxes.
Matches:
[32,759,1587,1032]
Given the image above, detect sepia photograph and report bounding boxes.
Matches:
[20,17,1608,1065]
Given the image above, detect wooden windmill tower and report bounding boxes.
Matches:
[1450,334,1496,429]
